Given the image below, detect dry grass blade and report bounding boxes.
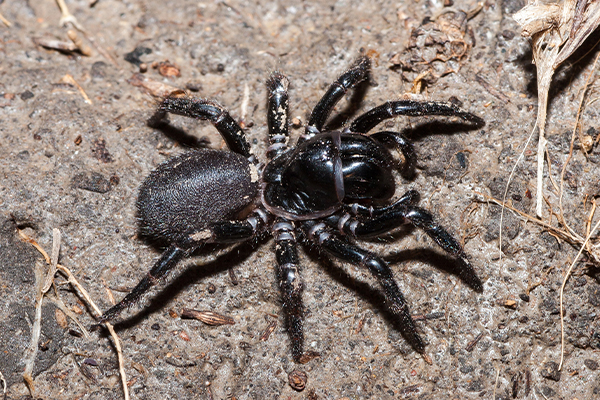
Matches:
[18,229,130,400]
[556,0,600,67]
[513,0,600,217]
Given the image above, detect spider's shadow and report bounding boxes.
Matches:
[148,118,212,149]
[404,119,483,143]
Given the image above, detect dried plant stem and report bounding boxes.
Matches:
[54,0,119,66]
[47,295,90,338]
[0,11,11,27]
[18,229,130,400]
[55,0,84,30]
[499,122,538,259]
[22,229,60,395]
[492,367,500,399]
[476,193,593,254]
[532,47,558,218]
[513,0,600,217]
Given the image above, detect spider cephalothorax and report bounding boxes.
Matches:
[99,56,484,362]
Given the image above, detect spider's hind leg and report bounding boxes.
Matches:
[98,210,268,324]
[98,245,186,323]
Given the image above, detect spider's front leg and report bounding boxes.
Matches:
[341,198,483,292]
[350,100,485,134]
[370,131,417,178]
[98,210,268,324]
[303,221,425,353]
[266,73,290,159]
[302,56,371,142]
[150,97,253,158]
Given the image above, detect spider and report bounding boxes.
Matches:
[99,56,484,362]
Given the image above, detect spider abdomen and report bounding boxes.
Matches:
[137,149,259,247]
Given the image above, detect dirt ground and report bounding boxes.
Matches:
[1,0,600,399]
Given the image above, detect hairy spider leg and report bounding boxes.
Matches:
[339,201,483,293]
[272,219,305,362]
[152,97,253,158]
[302,56,371,142]
[350,100,485,134]
[266,73,290,159]
[98,210,268,323]
[304,221,425,353]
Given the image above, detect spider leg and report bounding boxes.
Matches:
[370,131,417,178]
[98,245,186,323]
[266,73,290,159]
[302,56,371,142]
[98,210,268,323]
[151,97,253,158]
[339,201,483,292]
[350,100,485,134]
[272,219,305,362]
[303,221,425,353]
[341,189,419,218]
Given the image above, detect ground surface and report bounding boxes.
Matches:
[1,0,600,399]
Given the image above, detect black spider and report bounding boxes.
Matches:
[98,56,484,362]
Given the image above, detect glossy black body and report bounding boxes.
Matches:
[99,56,484,363]
[262,131,395,220]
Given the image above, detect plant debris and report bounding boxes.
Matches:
[390,9,476,88]
[181,308,235,326]
[513,0,600,217]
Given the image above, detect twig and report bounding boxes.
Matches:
[18,229,130,400]
[60,74,93,105]
[0,12,11,27]
[46,295,90,339]
[476,192,596,256]
[54,266,129,400]
[22,228,60,395]
[55,0,119,66]
[465,331,483,351]
[55,0,85,31]
[105,323,129,400]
